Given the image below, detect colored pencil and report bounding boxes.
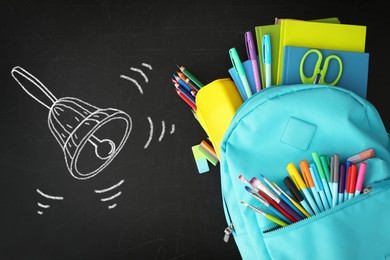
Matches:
[176,90,196,111]
[177,65,204,88]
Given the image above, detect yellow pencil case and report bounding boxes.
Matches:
[195,78,243,159]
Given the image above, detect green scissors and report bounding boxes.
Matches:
[299,49,343,86]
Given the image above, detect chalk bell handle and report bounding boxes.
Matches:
[11,66,57,109]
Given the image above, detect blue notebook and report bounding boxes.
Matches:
[282,46,369,98]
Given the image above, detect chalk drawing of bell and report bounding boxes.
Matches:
[11,66,132,180]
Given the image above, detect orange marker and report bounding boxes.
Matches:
[300,160,324,212]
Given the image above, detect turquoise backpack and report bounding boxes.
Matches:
[219,84,390,260]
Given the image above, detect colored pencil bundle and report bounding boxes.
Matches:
[170,65,205,111]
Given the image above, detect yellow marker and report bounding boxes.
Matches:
[287,162,320,215]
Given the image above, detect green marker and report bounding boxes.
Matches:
[229,47,252,99]
[312,151,332,207]
[320,155,331,183]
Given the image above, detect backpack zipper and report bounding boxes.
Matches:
[222,195,235,243]
[223,223,234,243]
[263,182,383,234]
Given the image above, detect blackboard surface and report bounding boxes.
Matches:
[0,1,389,259]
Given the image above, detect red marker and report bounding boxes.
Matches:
[347,164,357,200]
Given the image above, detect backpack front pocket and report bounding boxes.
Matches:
[262,179,390,260]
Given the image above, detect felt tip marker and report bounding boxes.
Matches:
[262,34,272,87]
[347,164,358,200]
[229,47,252,99]
[344,161,351,201]
[309,162,328,211]
[244,31,262,92]
[331,154,340,208]
[312,152,332,208]
[355,162,367,196]
[320,155,331,183]
[338,164,346,204]
[283,176,315,217]
[299,160,322,214]
[286,162,320,215]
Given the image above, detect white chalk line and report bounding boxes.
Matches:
[37,202,50,208]
[101,191,122,202]
[108,204,117,209]
[141,63,153,70]
[120,74,143,94]
[170,124,175,134]
[12,66,132,181]
[11,66,57,110]
[130,67,148,83]
[144,116,153,149]
[158,121,165,142]
[37,211,43,215]
[94,179,124,194]
[36,189,64,200]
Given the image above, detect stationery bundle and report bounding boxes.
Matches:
[171,18,390,259]
[219,84,390,260]
[228,17,369,99]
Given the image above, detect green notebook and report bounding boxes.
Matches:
[255,17,340,87]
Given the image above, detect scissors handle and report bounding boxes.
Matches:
[300,49,322,84]
[319,55,343,86]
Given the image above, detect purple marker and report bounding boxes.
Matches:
[338,164,346,204]
[245,31,262,92]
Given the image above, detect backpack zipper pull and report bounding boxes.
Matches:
[223,223,234,243]
[363,185,372,194]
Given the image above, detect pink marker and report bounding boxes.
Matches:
[347,148,375,164]
[354,162,367,196]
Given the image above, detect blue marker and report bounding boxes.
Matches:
[344,161,351,201]
[262,34,272,87]
[309,162,328,211]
